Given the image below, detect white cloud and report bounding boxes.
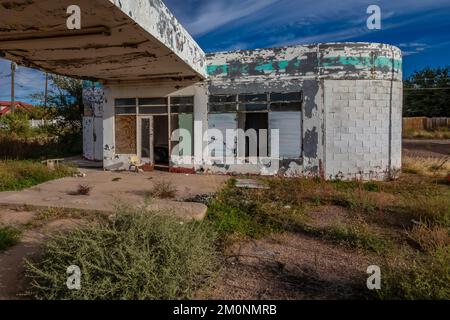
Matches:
[182,0,279,36]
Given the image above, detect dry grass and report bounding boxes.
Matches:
[402,156,450,178]
[408,223,450,253]
[146,180,177,199]
[403,128,450,140]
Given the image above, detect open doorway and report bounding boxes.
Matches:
[153,115,169,167]
[238,112,269,158]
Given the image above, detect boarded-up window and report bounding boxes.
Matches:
[115,115,136,154]
[208,113,237,158]
[269,112,302,158]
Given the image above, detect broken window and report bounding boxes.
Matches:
[269,92,302,112]
[138,97,168,114]
[208,94,237,113]
[171,96,194,113]
[115,98,136,115]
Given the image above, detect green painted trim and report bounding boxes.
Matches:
[207,56,402,76]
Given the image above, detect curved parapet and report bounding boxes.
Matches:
[319,42,402,81]
[207,42,402,82]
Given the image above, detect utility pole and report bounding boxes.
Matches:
[10,62,15,113]
[44,72,48,107]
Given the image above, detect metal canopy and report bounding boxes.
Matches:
[0,0,206,83]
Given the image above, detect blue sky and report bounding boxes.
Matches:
[1,0,449,103]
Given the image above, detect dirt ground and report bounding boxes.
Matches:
[203,232,376,300]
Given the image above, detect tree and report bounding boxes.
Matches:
[404,67,450,117]
[31,74,84,125]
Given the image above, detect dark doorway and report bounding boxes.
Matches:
[241,113,268,158]
[153,115,169,166]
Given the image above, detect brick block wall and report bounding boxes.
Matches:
[324,80,402,180]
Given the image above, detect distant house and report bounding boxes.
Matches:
[0,101,35,116]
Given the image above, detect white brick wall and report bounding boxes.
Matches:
[324,80,402,180]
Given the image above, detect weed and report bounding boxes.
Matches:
[146,180,177,199]
[112,177,122,182]
[25,209,219,300]
[78,184,92,195]
[0,226,22,252]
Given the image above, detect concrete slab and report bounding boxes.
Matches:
[0,170,228,221]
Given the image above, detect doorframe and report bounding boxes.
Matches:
[137,115,154,165]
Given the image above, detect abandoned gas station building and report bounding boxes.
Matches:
[0,0,403,180]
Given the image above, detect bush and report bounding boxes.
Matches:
[146,180,177,199]
[0,226,22,252]
[0,160,75,191]
[25,210,219,300]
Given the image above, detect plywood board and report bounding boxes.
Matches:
[115,115,136,154]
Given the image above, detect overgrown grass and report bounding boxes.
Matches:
[206,179,306,240]
[403,156,450,178]
[300,223,389,254]
[379,247,450,300]
[403,128,450,140]
[0,225,22,252]
[0,160,75,192]
[25,209,219,300]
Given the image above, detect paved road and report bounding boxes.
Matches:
[403,139,450,158]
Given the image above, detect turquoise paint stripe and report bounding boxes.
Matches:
[207,64,229,76]
[255,61,275,72]
[207,59,292,76]
[321,56,402,70]
[207,56,402,76]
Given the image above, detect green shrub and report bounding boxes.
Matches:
[0,226,22,252]
[25,210,219,300]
